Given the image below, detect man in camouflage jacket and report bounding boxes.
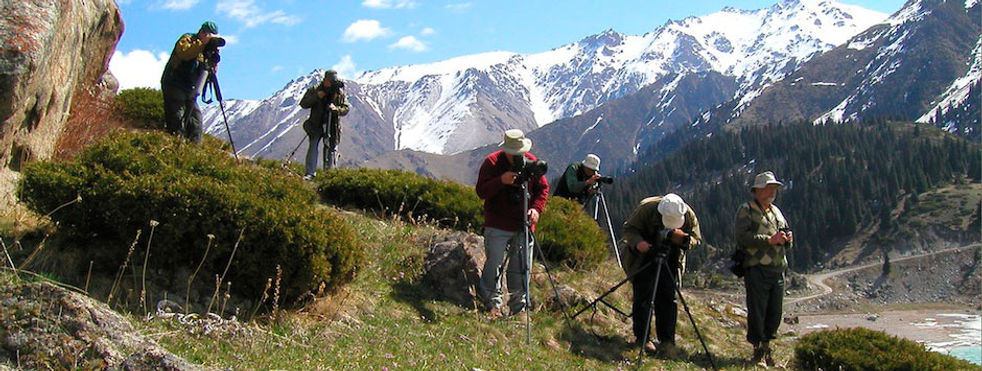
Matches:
[734,171,793,367]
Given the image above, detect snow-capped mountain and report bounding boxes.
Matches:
[696,0,980,134]
[203,0,887,162]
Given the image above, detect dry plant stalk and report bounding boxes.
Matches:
[272,265,282,319]
[249,277,273,321]
[207,228,245,313]
[84,261,94,294]
[140,220,160,314]
[108,229,142,306]
[186,234,215,314]
[17,234,49,270]
[220,281,232,315]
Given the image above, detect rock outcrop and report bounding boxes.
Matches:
[0,277,204,370]
[422,231,486,307]
[0,0,123,172]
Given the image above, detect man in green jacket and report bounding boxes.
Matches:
[617,193,701,358]
[161,21,219,143]
[734,171,793,367]
[300,70,350,179]
[553,154,602,205]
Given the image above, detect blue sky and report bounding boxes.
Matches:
[109,0,906,101]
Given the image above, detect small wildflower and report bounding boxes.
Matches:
[385,353,393,359]
[381,367,388,371]
[150,220,159,227]
[207,234,215,240]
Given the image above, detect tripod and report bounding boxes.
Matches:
[516,180,573,345]
[194,66,238,160]
[635,249,717,369]
[589,189,623,270]
[322,108,339,170]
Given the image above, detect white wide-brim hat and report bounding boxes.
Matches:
[751,171,784,191]
[658,193,687,230]
[499,129,532,155]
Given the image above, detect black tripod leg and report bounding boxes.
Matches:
[637,258,662,366]
[674,278,718,370]
[570,260,653,319]
[530,231,572,321]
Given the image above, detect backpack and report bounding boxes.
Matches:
[728,248,746,278]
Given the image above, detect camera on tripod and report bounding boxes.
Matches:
[201,36,225,68]
[597,175,614,184]
[512,156,548,184]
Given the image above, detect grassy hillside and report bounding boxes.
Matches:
[130,208,782,370]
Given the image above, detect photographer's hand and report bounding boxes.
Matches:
[328,103,338,111]
[768,231,789,245]
[636,241,651,254]
[528,209,540,225]
[669,229,689,246]
[317,90,326,99]
[584,173,601,185]
[500,171,518,185]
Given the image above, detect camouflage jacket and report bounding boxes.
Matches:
[734,200,792,271]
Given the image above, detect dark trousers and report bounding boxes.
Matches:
[162,86,202,143]
[744,265,784,344]
[631,256,678,344]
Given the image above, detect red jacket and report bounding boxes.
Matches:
[475,150,549,232]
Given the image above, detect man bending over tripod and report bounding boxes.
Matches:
[300,70,350,179]
[619,193,701,358]
[475,129,549,319]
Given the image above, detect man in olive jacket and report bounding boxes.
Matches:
[617,193,701,357]
[160,21,218,143]
[734,171,793,367]
[300,70,350,178]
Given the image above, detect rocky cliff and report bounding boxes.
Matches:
[0,0,123,202]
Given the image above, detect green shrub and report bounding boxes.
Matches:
[536,196,607,269]
[315,168,483,231]
[115,88,164,128]
[315,168,607,268]
[18,131,360,304]
[795,328,976,370]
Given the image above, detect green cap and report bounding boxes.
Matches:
[324,70,339,82]
[199,21,218,34]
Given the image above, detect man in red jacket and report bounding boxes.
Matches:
[475,129,549,319]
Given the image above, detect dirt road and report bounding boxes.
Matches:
[785,244,980,306]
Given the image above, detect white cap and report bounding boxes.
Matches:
[657,193,687,230]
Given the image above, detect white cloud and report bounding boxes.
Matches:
[389,36,427,52]
[342,20,392,42]
[161,0,200,10]
[420,27,435,36]
[362,0,417,9]
[216,0,301,28]
[271,65,284,72]
[331,55,359,80]
[218,34,240,45]
[108,49,170,90]
[445,2,472,11]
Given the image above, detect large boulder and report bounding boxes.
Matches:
[422,231,486,307]
[0,0,123,172]
[0,277,204,370]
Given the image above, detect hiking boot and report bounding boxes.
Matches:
[656,342,683,360]
[487,307,504,320]
[635,339,657,354]
[751,342,767,367]
[763,343,776,367]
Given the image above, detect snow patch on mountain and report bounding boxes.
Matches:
[917,38,982,123]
